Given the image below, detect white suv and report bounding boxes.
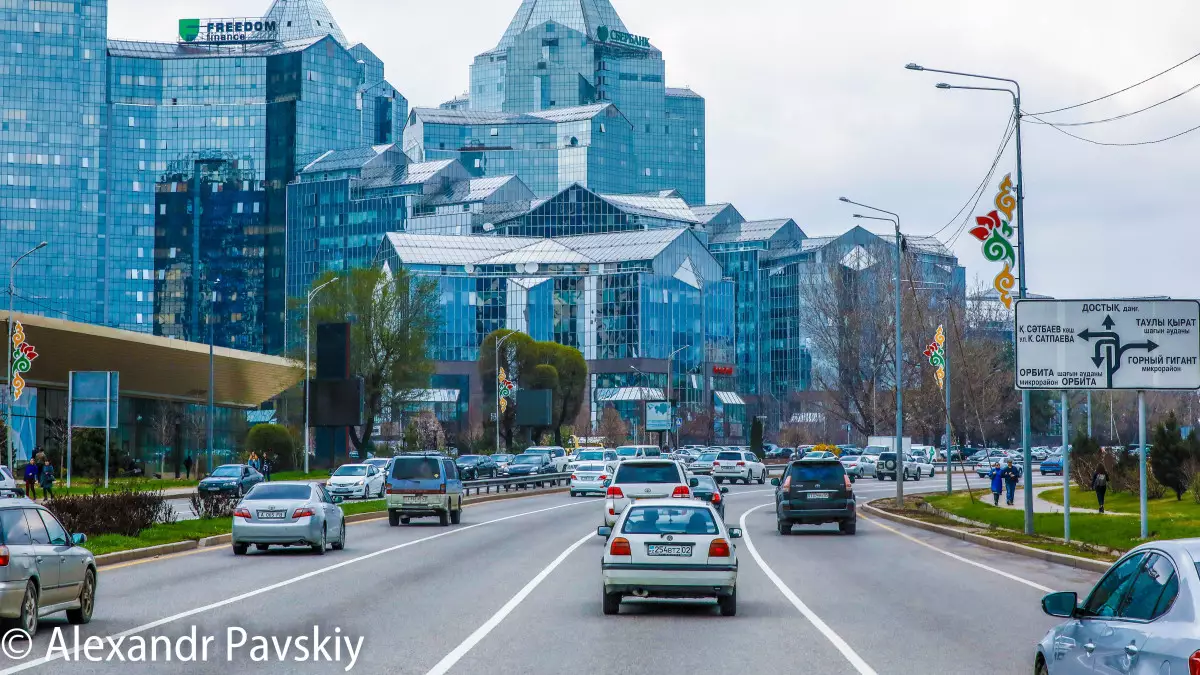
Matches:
[712,450,767,485]
[603,459,695,526]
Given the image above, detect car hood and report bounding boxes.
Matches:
[507,464,538,473]
[201,477,239,484]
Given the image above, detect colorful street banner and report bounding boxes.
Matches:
[970,174,1017,308]
[497,367,516,413]
[924,325,946,390]
[10,320,37,401]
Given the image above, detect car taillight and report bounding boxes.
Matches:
[671,485,691,498]
[0,545,8,566]
[708,539,731,557]
[293,507,315,518]
[610,537,631,556]
[570,474,578,481]
[781,475,791,490]
[844,475,852,490]
[711,491,721,503]
[599,474,608,481]
[607,486,624,499]
[736,461,746,466]
[1191,651,1200,675]
[234,507,252,519]
[386,488,400,494]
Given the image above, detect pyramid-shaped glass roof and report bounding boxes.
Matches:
[495,0,628,50]
[264,0,348,46]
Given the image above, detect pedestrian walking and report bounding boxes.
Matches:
[184,454,194,480]
[22,461,38,499]
[1001,459,1021,506]
[32,447,46,482]
[1092,465,1110,514]
[989,462,1003,506]
[248,452,260,471]
[262,453,272,482]
[39,459,56,500]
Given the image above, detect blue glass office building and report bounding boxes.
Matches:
[2,0,405,354]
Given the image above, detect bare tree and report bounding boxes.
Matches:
[415,410,443,451]
[181,406,208,475]
[598,406,629,448]
[147,400,181,477]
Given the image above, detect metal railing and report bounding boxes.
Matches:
[461,472,572,496]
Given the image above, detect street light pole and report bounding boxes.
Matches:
[907,62,1033,533]
[304,277,339,475]
[667,345,689,451]
[842,201,904,505]
[206,277,221,475]
[7,241,47,469]
[495,332,517,453]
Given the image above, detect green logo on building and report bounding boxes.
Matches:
[596,25,650,50]
[596,25,609,43]
[179,19,200,42]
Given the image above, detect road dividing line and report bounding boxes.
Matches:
[425,530,593,675]
[860,514,1053,592]
[740,503,879,675]
[0,500,589,675]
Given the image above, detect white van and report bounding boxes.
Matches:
[614,445,663,461]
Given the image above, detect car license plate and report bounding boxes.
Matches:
[206,486,221,491]
[403,495,426,503]
[257,510,286,519]
[807,492,832,500]
[647,544,693,557]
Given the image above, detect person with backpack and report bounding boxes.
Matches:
[39,458,56,500]
[1092,465,1110,514]
[988,462,1004,506]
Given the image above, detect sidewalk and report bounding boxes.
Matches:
[990,485,1131,516]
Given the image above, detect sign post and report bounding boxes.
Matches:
[1015,298,1200,539]
[1061,391,1070,543]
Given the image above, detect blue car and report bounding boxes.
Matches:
[1040,454,1063,475]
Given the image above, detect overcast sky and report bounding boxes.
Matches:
[111,0,1200,299]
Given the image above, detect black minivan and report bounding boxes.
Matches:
[771,459,856,535]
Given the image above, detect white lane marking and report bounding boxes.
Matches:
[740,503,878,675]
[0,500,590,675]
[425,530,593,675]
[860,513,1053,592]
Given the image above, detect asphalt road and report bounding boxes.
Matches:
[2,472,1092,675]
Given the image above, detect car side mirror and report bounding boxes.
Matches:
[332,496,344,504]
[1041,591,1078,618]
[849,474,857,483]
[689,477,698,488]
[597,526,612,538]
[770,478,780,486]
[71,533,87,545]
[720,487,729,494]
[728,527,743,539]
[603,479,611,487]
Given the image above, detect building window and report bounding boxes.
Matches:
[490,128,498,136]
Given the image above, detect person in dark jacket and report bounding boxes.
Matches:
[39,459,56,500]
[989,462,1003,506]
[1001,459,1021,506]
[184,454,194,480]
[1092,466,1110,514]
[262,453,272,482]
[22,461,38,499]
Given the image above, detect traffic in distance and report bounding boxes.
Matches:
[5,441,1193,675]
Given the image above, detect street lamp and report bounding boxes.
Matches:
[494,332,518,453]
[205,277,223,477]
[304,277,340,475]
[667,345,689,450]
[840,199,905,505]
[7,241,47,469]
[906,62,1034,534]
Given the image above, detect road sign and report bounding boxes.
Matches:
[1015,299,1200,390]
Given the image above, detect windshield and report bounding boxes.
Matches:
[698,453,718,462]
[245,484,311,501]
[789,463,845,483]
[622,506,718,535]
[576,451,604,461]
[716,452,741,461]
[576,464,606,473]
[211,467,242,478]
[391,458,441,480]
[457,456,481,465]
[616,447,641,457]
[494,455,514,462]
[614,462,681,484]
[333,466,368,477]
[513,455,541,465]
[366,459,389,467]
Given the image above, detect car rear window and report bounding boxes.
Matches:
[576,451,604,461]
[614,462,681,484]
[878,452,896,461]
[391,457,442,480]
[622,506,717,535]
[789,463,845,482]
[245,484,311,501]
[615,447,640,456]
[717,452,741,461]
[576,464,606,473]
[698,453,718,462]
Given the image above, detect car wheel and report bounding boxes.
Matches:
[67,569,96,625]
[312,526,327,555]
[839,519,857,535]
[450,508,462,525]
[400,517,411,524]
[3,581,39,636]
[439,510,450,526]
[388,511,400,527]
[930,468,935,478]
[914,470,921,482]
[1035,656,1049,675]
[332,522,346,550]
[718,588,737,617]
[255,544,270,552]
[777,519,792,535]
[236,485,243,498]
[232,543,248,555]
[602,591,621,615]
[758,470,766,484]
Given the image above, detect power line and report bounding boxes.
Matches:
[1025,111,1200,146]
[10,292,93,325]
[922,112,1017,242]
[945,116,1018,249]
[1028,48,1200,115]
[1024,81,1200,126]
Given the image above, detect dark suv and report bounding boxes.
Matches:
[771,460,856,535]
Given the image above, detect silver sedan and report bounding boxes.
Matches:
[840,455,875,478]
[231,482,346,555]
[1036,538,1200,674]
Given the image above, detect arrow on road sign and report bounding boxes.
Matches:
[1079,319,1160,388]
[1102,315,1115,330]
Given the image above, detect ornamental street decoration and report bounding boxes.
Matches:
[497,367,516,413]
[923,324,946,390]
[10,321,37,401]
[970,174,1018,308]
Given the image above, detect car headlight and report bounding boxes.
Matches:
[355,480,365,486]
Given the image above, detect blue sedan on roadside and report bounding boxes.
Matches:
[1040,453,1063,476]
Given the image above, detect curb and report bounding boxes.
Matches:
[861,503,1111,573]
[96,484,570,568]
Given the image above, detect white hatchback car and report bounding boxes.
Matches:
[326,463,386,499]
[712,450,767,485]
[570,462,616,497]
[603,459,694,526]
[598,499,741,616]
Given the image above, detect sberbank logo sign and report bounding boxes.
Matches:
[596,25,650,50]
[178,17,279,44]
